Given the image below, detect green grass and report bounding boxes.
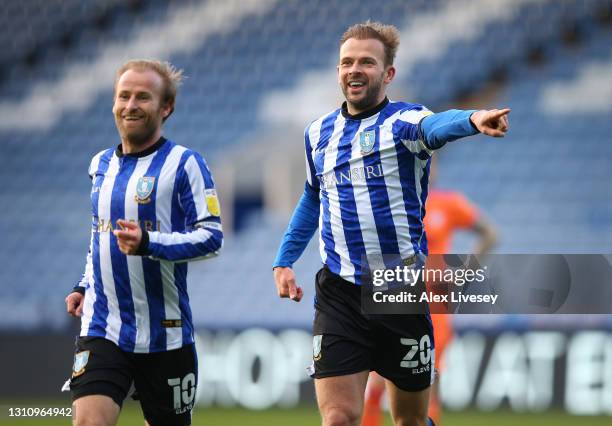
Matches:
[1,402,611,426]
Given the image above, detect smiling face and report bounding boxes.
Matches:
[112,68,172,149]
[337,37,395,115]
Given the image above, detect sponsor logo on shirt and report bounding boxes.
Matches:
[94,218,161,233]
[318,163,384,189]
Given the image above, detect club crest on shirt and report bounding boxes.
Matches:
[134,176,155,204]
[72,350,90,378]
[205,189,221,217]
[359,130,376,155]
[313,335,322,361]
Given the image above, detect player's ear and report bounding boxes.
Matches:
[161,101,173,122]
[384,65,396,84]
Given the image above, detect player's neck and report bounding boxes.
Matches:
[343,96,389,119]
[121,130,163,155]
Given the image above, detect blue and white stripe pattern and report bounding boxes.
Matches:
[305,100,432,284]
[76,138,222,353]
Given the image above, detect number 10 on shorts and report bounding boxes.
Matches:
[400,335,432,371]
[167,373,196,411]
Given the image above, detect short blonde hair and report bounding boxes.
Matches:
[340,21,400,67]
[114,59,184,117]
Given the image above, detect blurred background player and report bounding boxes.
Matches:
[64,59,223,426]
[362,155,498,426]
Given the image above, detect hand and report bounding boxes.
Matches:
[273,267,304,302]
[113,219,142,255]
[470,108,510,137]
[66,292,84,317]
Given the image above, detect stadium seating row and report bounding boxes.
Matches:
[0,0,611,328]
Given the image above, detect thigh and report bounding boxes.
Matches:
[385,379,431,426]
[315,371,370,426]
[132,344,197,426]
[69,337,133,408]
[73,395,120,426]
[373,314,435,392]
[310,267,373,379]
[310,332,372,378]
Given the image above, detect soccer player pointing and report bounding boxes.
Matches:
[273,22,509,426]
[65,60,223,426]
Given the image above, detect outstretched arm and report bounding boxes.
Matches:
[470,108,510,137]
[420,108,511,149]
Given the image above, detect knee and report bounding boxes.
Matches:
[73,409,115,426]
[322,405,361,426]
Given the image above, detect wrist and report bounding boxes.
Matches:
[273,265,292,271]
[469,111,481,132]
[71,286,85,295]
[135,230,150,256]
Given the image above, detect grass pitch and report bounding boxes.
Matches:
[1,401,610,425]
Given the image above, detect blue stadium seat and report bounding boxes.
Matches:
[1,0,611,328]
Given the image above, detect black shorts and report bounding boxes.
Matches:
[310,266,435,392]
[69,337,197,426]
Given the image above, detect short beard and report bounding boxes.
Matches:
[116,118,157,147]
[342,77,384,113]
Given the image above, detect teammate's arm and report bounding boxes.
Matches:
[67,158,99,318]
[66,232,93,317]
[114,152,223,262]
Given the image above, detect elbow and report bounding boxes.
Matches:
[213,233,224,256]
[487,228,499,249]
[424,135,445,150]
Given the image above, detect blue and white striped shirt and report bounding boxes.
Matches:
[76,138,223,353]
[305,99,434,284]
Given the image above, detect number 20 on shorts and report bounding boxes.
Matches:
[400,335,432,368]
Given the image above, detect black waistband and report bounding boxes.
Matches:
[321,265,361,292]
